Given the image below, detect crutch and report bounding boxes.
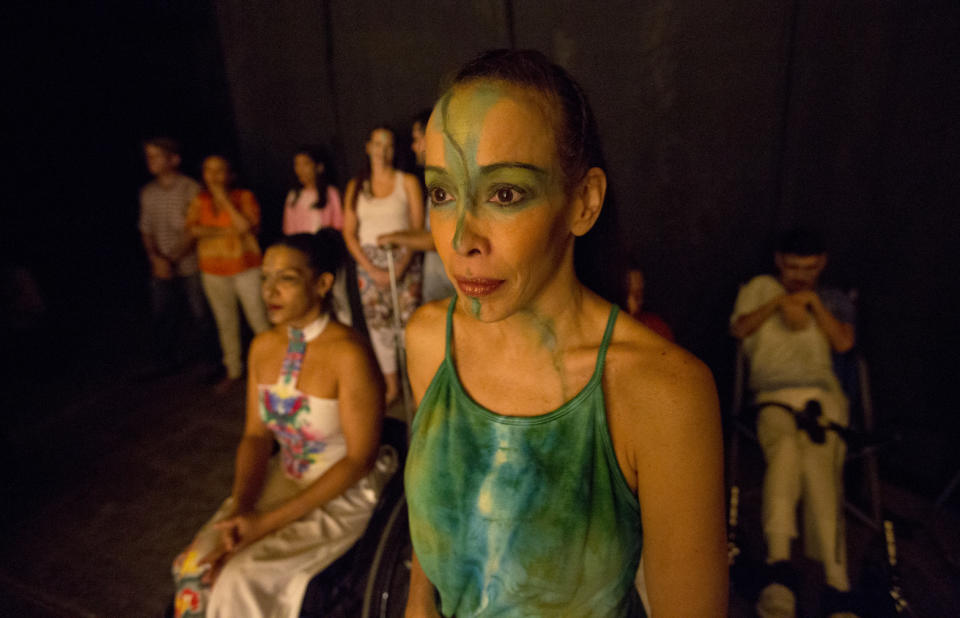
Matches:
[359,247,416,617]
[384,245,414,431]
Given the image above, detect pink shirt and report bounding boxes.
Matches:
[282,186,344,234]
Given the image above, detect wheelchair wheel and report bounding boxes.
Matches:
[361,495,411,618]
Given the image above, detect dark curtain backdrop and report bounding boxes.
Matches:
[210,0,960,493]
[7,1,958,495]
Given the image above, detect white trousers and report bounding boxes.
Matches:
[201,269,270,379]
[756,387,850,590]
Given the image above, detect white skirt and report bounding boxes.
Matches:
[176,445,397,618]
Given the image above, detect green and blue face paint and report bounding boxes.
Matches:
[424,83,562,318]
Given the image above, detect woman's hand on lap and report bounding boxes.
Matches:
[213,510,271,554]
[197,538,233,587]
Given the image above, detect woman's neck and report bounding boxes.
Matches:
[370,160,393,176]
[481,256,590,349]
[287,304,325,329]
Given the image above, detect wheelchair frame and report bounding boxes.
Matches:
[726,343,914,615]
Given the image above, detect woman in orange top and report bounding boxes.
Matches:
[187,155,270,389]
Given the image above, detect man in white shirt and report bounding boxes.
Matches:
[731,229,858,618]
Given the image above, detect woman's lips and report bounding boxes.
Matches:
[456,277,504,298]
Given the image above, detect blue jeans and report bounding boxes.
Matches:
[149,273,208,368]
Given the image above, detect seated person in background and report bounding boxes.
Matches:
[171,230,397,618]
[730,229,857,618]
[624,266,674,342]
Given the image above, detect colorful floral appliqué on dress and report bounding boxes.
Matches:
[260,322,328,478]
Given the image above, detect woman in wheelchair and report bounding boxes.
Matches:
[402,49,727,617]
[171,229,397,618]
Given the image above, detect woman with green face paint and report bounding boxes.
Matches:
[403,50,728,617]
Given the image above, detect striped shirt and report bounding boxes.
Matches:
[139,174,201,276]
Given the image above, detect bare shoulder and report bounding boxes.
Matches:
[344,178,358,205]
[402,172,421,188]
[250,326,285,355]
[405,299,450,398]
[324,320,378,372]
[248,326,287,377]
[605,312,718,434]
[406,300,448,351]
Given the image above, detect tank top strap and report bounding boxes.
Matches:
[443,298,619,382]
[591,304,620,382]
[444,295,457,361]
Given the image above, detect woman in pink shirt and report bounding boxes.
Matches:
[282,148,352,325]
[283,148,344,235]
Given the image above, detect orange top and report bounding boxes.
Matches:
[186,189,263,276]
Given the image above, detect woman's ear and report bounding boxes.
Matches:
[569,167,606,237]
[314,272,335,299]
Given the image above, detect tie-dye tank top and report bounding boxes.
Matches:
[405,299,644,617]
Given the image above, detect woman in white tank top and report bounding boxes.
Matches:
[342,126,424,405]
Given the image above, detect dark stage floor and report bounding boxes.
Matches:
[0,317,957,617]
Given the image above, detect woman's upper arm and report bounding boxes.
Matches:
[240,190,261,228]
[342,180,359,238]
[328,186,344,230]
[404,174,424,230]
[243,336,274,439]
[336,339,384,467]
[185,196,202,230]
[632,355,728,617]
[404,302,446,406]
[281,190,295,234]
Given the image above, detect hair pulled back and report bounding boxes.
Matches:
[450,49,604,191]
[272,229,346,280]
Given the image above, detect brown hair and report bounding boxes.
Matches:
[449,49,605,192]
[143,136,182,157]
[350,125,394,210]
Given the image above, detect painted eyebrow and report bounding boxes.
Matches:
[478,162,549,177]
[425,163,548,177]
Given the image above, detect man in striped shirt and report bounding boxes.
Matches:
[139,137,205,374]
